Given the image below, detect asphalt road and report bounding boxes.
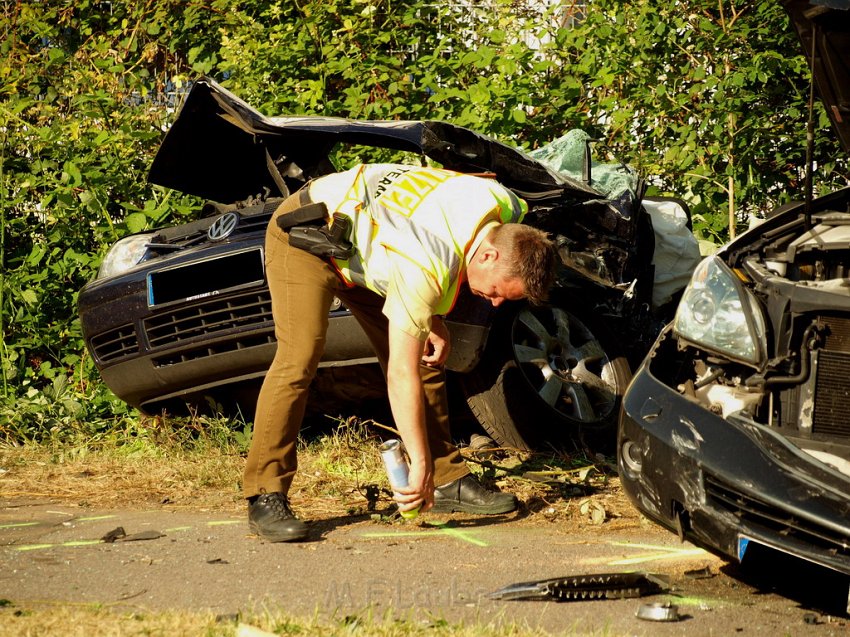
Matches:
[3,498,850,635]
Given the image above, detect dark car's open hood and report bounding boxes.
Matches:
[784,0,850,151]
[148,78,600,204]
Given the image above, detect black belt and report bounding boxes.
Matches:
[276,186,326,231]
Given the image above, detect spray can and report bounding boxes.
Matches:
[379,439,420,520]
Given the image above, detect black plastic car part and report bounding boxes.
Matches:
[488,572,669,602]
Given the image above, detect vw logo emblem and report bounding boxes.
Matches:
[208,212,239,241]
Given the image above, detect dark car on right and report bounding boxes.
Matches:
[618,0,850,592]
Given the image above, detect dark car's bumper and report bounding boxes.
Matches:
[79,236,378,413]
[618,329,850,577]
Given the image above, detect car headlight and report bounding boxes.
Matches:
[673,256,767,365]
[97,234,155,279]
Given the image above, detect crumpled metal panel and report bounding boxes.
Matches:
[148,78,600,205]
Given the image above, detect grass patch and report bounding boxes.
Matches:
[0,603,615,636]
[0,412,636,523]
[0,414,247,510]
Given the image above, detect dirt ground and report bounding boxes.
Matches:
[3,475,850,636]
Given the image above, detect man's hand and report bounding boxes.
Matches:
[394,460,434,513]
[421,315,450,367]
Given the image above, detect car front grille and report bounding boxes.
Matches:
[144,289,273,351]
[704,473,850,557]
[151,331,275,368]
[90,324,139,364]
[812,316,850,437]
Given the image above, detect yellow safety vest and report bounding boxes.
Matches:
[313,163,527,315]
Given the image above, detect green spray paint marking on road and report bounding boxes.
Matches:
[361,521,488,547]
[15,540,102,551]
[612,541,700,552]
[427,521,489,547]
[6,520,242,549]
[0,522,40,529]
[607,541,708,565]
[1,515,115,530]
[672,595,725,608]
[62,540,104,547]
[0,515,117,528]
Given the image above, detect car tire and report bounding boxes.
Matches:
[460,302,632,453]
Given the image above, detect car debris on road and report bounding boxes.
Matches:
[487,572,669,602]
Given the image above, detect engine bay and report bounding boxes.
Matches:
[658,194,850,475]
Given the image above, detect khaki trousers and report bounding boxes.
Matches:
[243,190,469,499]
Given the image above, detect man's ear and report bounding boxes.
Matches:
[476,245,500,266]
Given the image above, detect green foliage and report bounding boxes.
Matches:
[1,0,847,441]
[542,0,847,242]
[1,0,211,439]
[210,0,847,233]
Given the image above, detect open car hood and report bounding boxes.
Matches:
[148,78,601,204]
[784,0,850,151]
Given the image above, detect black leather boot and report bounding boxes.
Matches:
[432,474,517,514]
[248,493,308,542]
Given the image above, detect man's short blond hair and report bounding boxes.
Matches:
[489,224,556,305]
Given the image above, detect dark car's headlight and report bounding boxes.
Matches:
[97,234,154,279]
[673,256,767,366]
